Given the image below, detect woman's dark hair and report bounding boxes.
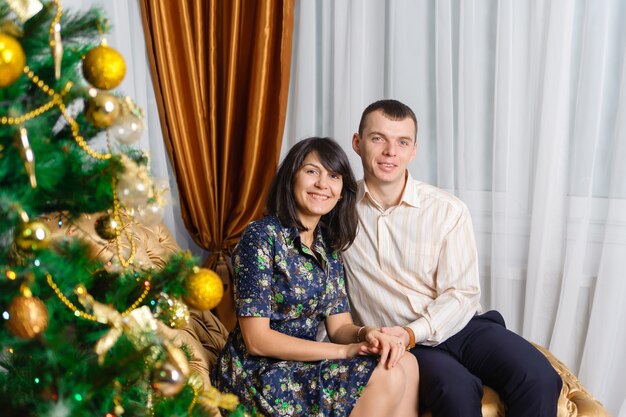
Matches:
[267,137,358,251]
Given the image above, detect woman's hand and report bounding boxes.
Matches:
[324,316,406,365]
[342,342,371,359]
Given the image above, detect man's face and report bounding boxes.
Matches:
[352,110,417,187]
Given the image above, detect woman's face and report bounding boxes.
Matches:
[293,151,343,227]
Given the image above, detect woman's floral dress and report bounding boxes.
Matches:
[213,215,377,416]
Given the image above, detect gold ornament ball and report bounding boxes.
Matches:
[110,114,145,145]
[151,360,186,397]
[14,220,50,253]
[94,213,118,241]
[82,44,126,90]
[183,268,224,311]
[0,33,26,88]
[156,293,190,329]
[85,91,120,128]
[6,295,49,339]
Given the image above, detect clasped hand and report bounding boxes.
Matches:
[351,328,406,369]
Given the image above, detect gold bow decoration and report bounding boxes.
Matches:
[199,385,239,411]
[187,373,239,413]
[75,285,157,364]
[95,305,157,364]
[7,0,43,23]
[74,286,239,412]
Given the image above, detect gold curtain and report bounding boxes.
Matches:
[140,0,295,330]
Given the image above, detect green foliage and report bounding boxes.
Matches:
[0,2,236,416]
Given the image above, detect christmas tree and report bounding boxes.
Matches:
[0,1,239,416]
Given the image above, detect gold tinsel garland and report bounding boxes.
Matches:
[45,273,151,322]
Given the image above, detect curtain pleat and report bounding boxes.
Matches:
[140,0,295,330]
[490,0,513,316]
[283,1,626,413]
[522,0,576,342]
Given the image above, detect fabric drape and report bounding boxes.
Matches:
[140,0,295,330]
[283,1,626,415]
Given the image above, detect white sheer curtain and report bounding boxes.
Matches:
[283,0,626,414]
[62,0,204,256]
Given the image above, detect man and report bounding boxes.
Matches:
[342,99,562,416]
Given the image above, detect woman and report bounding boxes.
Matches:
[213,137,419,416]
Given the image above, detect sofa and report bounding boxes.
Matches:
[48,213,609,417]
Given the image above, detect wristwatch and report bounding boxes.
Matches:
[404,327,416,350]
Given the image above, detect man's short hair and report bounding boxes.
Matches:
[358,99,418,140]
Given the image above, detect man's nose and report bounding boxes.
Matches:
[383,141,396,156]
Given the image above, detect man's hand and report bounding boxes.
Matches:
[380,326,411,348]
[362,328,406,368]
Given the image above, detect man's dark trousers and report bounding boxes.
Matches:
[409,310,562,417]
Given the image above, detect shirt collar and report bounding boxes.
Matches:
[400,172,420,208]
[357,172,420,209]
[356,180,367,202]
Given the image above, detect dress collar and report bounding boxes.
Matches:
[279,218,329,259]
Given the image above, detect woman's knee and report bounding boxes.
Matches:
[399,353,419,385]
[369,362,408,400]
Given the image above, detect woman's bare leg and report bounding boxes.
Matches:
[350,354,419,417]
[392,353,419,417]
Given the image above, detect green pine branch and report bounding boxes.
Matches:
[0,1,241,416]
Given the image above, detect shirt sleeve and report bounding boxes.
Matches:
[409,205,481,345]
[232,222,275,318]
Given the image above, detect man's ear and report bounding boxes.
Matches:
[352,133,361,155]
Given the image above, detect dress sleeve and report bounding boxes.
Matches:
[322,252,351,318]
[233,222,275,318]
